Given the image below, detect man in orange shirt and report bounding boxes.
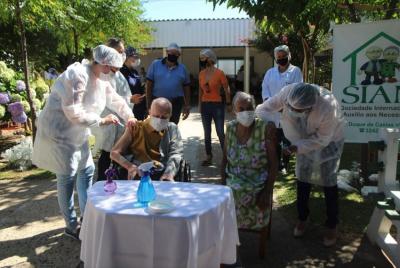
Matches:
[198,49,231,166]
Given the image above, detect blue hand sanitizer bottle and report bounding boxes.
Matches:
[137,162,156,205]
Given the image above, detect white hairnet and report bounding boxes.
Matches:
[274,45,291,60]
[200,49,217,63]
[167,42,181,54]
[288,83,320,109]
[93,45,123,68]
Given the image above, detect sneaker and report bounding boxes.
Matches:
[64,227,80,241]
[293,221,306,237]
[323,228,337,247]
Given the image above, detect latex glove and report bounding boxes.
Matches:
[101,114,119,125]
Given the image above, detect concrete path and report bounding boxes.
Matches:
[0,110,392,267]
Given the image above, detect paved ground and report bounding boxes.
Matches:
[0,109,393,267]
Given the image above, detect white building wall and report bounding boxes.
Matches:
[146,18,256,48]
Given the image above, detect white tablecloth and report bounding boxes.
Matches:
[80,180,239,268]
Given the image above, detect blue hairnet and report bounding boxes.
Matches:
[93,45,123,68]
[200,49,217,63]
[288,83,320,109]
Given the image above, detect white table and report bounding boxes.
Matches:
[80,180,239,268]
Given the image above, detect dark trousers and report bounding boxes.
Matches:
[297,180,339,229]
[133,100,147,120]
[97,150,111,181]
[97,150,127,181]
[277,128,291,170]
[201,102,225,156]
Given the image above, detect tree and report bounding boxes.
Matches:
[55,0,152,64]
[210,0,400,83]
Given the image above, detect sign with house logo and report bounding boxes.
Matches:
[332,20,400,142]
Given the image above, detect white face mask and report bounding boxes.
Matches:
[236,111,255,127]
[131,59,141,68]
[287,108,308,119]
[99,71,115,82]
[150,116,169,132]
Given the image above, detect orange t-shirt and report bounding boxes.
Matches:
[199,68,228,102]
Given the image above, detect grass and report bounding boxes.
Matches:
[274,158,379,237]
[0,162,55,181]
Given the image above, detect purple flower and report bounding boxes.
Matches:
[12,112,27,123]
[16,80,26,92]
[8,102,24,116]
[0,93,9,104]
[104,167,117,179]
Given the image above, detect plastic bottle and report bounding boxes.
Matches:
[137,170,156,205]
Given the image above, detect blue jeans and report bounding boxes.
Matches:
[56,164,94,231]
[201,102,225,156]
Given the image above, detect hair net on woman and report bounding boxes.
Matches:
[93,45,123,68]
[288,83,320,109]
[274,45,291,60]
[32,61,134,176]
[200,49,217,63]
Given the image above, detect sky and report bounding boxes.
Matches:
[141,0,249,20]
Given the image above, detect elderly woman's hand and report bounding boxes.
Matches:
[283,145,297,156]
[256,187,271,211]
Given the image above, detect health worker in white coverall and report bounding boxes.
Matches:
[32,45,137,239]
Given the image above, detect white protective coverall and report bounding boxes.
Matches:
[255,83,345,186]
[32,62,134,176]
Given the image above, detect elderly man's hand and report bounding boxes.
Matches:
[127,164,138,180]
[160,173,174,182]
[256,187,271,211]
[182,105,190,120]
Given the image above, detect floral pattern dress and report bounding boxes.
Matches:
[226,118,270,230]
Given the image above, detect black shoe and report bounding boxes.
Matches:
[64,227,81,241]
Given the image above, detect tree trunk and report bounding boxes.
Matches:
[301,36,310,82]
[15,0,37,141]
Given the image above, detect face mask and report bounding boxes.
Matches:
[150,116,169,132]
[276,57,289,66]
[199,60,207,68]
[99,71,114,81]
[287,108,308,119]
[167,54,179,63]
[236,111,255,127]
[131,59,141,68]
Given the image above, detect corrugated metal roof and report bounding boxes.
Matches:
[145,18,255,48]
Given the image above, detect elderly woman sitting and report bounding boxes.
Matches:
[222,92,278,231]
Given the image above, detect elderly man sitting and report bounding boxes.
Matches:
[111,97,183,181]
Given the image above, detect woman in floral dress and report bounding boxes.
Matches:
[222,92,278,230]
